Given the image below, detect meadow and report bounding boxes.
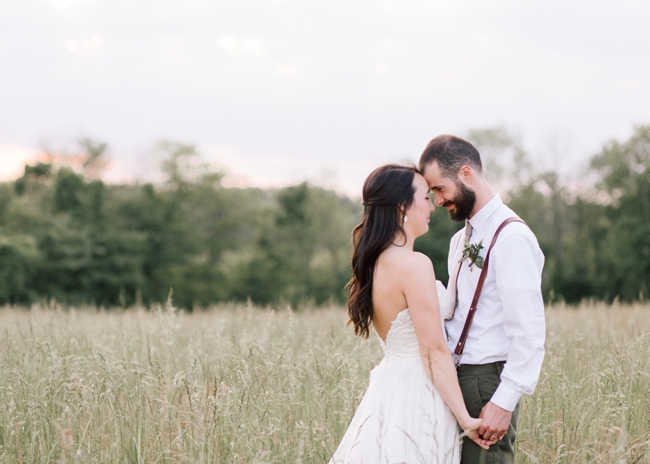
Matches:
[0,300,648,463]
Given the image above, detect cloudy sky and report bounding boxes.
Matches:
[1,0,648,195]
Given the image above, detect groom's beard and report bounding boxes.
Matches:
[444,182,476,222]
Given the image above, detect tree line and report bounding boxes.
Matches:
[0,126,648,308]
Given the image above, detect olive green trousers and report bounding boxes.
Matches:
[457,362,520,464]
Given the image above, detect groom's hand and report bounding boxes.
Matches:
[478,402,511,444]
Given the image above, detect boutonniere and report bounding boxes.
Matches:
[460,240,484,271]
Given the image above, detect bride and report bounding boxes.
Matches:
[330,164,490,463]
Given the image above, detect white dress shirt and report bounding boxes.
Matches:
[445,194,545,411]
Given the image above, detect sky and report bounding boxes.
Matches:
[1,0,649,196]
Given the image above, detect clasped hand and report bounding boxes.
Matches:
[478,401,512,445]
[463,401,512,449]
[462,418,490,450]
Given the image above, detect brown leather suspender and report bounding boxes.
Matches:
[452,217,527,366]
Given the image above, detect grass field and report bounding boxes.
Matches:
[0,300,648,463]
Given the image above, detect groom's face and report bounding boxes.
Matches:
[422,161,476,222]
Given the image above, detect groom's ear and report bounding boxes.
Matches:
[458,165,473,184]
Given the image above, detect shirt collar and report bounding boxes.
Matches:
[468,194,502,233]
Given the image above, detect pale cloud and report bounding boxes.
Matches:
[67,34,102,53]
[48,0,87,9]
[216,36,265,59]
[1,0,649,194]
[155,37,191,67]
[275,65,300,78]
[377,0,396,14]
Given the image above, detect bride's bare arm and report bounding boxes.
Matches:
[402,253,489,449]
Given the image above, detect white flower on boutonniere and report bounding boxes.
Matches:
[460,240,484,271]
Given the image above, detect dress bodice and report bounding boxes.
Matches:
[377,280,450,359]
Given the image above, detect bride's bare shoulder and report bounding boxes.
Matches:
[380,248,435,276]
[406,251,435,275]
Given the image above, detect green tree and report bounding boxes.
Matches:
[236,183,314,306]
[0,235,41,305]
[36,167,147,305]
[589,125,650,300]
[233,183,360,307]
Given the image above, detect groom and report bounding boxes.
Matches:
[418,135,545,463]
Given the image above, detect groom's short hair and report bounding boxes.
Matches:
[418,135,483,179]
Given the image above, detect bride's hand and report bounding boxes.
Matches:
[461,418,491,450]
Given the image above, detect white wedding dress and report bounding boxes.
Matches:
[330,281,461,464]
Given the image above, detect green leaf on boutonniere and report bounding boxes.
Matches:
[459,240,484,271]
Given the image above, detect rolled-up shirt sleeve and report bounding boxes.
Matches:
[490,228,546,411]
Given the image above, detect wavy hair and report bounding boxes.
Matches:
[347,164,418,338]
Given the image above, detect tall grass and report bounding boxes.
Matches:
[0,300,648,463]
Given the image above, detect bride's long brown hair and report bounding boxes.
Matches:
[347,164,418,339]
